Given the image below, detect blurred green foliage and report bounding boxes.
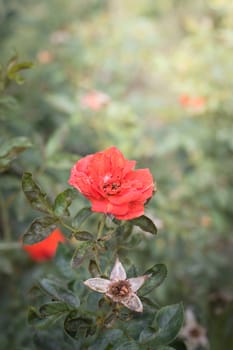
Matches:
[0,0,233,349]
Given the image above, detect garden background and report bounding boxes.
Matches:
[0,0,232,349]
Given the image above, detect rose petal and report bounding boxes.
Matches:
[128,276,148,292]
[120,293,143,312]
[124,169,154,198]
[110,258,127,281]
[114,202,144,220]
[108,146,127,172]
[91,200,129,216]
[108,188,141,205]
[83,278,110,293]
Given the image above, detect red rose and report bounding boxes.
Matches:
[23,228,65,262]
[179,94,206,110]
[68,147,155,220]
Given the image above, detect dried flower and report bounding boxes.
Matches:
[180,309,209,349]
[68,146,155,220]
[84,258,149,312]
[23,228,65,262]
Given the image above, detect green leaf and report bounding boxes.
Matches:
[139,328,155,344]
[72,207,92,229]
[23,216,57,244]
[139,264,167,296]
[0,137,32,171]
[22,172,53,214]
[140,296,160,311]
[139,303,184,346]
[0,137,32,158]
[71,241,93,268]
[28,306,47,328]
[74,231,95,241]
[28,306,62,329]
[88,259,100,277]
[39,302,69,316]
[88,329,124,350]
[64,314,94,339]
[130,215,157,234]
[115,341,140,350]
[125,232,143,247]
[53,189,74,217]
[7,58,34,84]
[38,278,80,308]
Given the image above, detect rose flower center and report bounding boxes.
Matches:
[109,280,131,298]
[189,327,202,338]
[103,180,121,195]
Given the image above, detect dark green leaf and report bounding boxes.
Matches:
[0,137,32,171]
[23,216,57,244]
[170,340,187,350]
[140,303,184,346]
[115,341,140,350]
[64,315,94,339]
[72,207,92,229]
[71,241,93,268]
[28,306,62,329]
[103,313,116,328]
[141,296,160,311]
[38,278,80,308]
[127,264,138,278]
[0,158,10,171]
[139,264,167,296]
[74,231,95,241]
[54,244,75,279]
[126,233,143,247]
[88,329,124,350]
[121,221,133,239]
[28,285,44,298]
[39,302,69,316]
[0,137,32,158]
[88,259,100,277]
[53,189,74,217]
[130,215,157,234]
[28,306,45,327]
[139,328,156,344]
[22,172,53,213]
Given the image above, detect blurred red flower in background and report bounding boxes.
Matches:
[37,50,54,64]
[23,228,65,262]
[179,94,206,111]
[80,90,110,111]
[68,146,155,220]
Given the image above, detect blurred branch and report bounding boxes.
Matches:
[0,242,21,250]
[0,192,11,241]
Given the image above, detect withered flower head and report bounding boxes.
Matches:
[83,258,149,312]
[180,309,209,350]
